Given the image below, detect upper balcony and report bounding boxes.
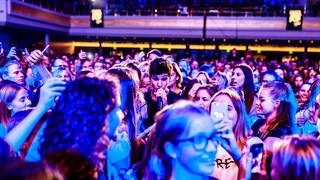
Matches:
[1,0,320,41]
[14,0,320,17]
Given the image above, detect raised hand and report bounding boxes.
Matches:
[7,47,19,61]
[154,88,168,106]
[79,50,87,60]
[37,78,66,110]
[26,49,43,65]
[213,116,243,164]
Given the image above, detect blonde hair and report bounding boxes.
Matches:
[146,100,215,179]
[273,135,320,180]
[211,87,250,150]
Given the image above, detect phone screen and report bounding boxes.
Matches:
[250,143,264,173]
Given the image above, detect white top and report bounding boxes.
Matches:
[212,145,238,180]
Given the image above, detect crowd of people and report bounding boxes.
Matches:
[0,44,320,179]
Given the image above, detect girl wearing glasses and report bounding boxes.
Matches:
[138,100,243,180]
[143,100,218,179]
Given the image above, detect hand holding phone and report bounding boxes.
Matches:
[38,78,66,110]
[247,137,264,174]
[135,51,145,62]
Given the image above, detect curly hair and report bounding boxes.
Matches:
[39,77,118,171]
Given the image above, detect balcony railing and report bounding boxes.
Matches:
[19,0,320,17]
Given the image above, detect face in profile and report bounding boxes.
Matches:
[211,74,226,89]
[9,88,31,114]
[169,70,178,88]
[6,64,25,85]
[309,94,320,124]
[170,114,218,176]
[256,87,277,118]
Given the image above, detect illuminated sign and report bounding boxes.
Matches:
[286,8,303,31]
[91,9,104,27]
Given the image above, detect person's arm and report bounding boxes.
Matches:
[27,49,52,85]
[4,78,66,152]
[237,152,253,180]
[213,117,243,160]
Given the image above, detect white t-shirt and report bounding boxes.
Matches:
[212,145,238,180]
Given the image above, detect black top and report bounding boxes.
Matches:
[143,90,182,130]
[251,119,292,140]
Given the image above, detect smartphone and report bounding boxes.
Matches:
[16,48,26,56]
[210,102,228,121]
[136,51,145,61]
[250,143,264,159]
[248,140,264,173]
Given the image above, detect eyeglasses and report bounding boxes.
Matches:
[175,133,220,151]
